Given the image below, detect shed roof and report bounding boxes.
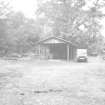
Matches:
[36,36,77,47]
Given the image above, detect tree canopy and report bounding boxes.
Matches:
[36,0,105,52]
[0,0,104,56]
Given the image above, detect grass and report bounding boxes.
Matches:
[0,59,105,105]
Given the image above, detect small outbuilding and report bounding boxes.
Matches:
[35,36,77,61]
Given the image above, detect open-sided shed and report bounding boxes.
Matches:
[36,36,77,61]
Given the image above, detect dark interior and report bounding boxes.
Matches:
[44,43,67,60]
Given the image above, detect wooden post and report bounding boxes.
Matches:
[67,44,69,61]
[38,45,41,56]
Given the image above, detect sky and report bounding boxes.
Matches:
[10,0,38,18]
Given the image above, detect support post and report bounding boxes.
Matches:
[38,45,41,56]
[67,44,69,61]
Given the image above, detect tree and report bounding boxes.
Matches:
[6,12,41,54]
[36,0,105,51]
[0,0,12,56]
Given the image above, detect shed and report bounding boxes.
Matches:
[35,36,77,61]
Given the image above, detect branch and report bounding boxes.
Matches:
[94,0,105,8]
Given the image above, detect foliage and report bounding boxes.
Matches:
[36,0,105,51]
[0,10,41,55]
[0,0,12,56]
[6,12,40,54]
[0,1,41,56]
[0,0,104,56]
